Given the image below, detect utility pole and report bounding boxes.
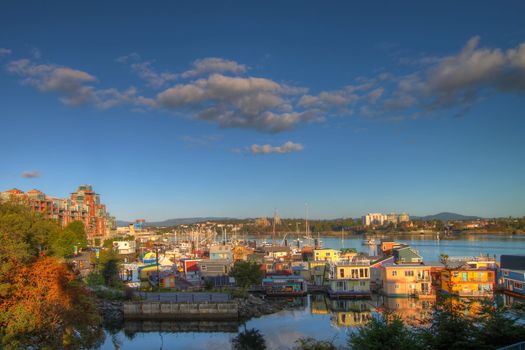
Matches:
[155,244,160,291]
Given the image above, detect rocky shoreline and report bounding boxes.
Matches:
[236,294,295,321]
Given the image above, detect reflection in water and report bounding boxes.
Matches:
[328,299,373,327]
[98,294,525,349]
[378,297,435,325]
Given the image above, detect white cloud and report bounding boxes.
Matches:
[427,36,506,93]
[157,74,315,133]
[181,57,247,78]
[249,141,304,155]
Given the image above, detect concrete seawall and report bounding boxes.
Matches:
[123,301,239,320]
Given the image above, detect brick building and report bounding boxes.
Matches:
[1,185,115,243]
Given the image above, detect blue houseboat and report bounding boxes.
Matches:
[501,255,525,299]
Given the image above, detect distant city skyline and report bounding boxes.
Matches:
[1,1,524,220]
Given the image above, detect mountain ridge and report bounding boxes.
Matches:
[117,212,482,227]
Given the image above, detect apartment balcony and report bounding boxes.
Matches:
[415,276,431,282]
[336,260,370,266]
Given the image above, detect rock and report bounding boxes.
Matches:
[247,294,264,305]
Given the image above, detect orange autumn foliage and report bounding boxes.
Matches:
[0,256,102,349]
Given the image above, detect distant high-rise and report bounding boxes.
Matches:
[362,212,410,226]
[362,213,387,226]
[398,212,410,223]
[1,185,115,242]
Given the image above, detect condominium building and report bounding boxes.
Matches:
[398,212,410,223]
[362,212,410,226]
[1,185,115,242]
[362,213,387,226]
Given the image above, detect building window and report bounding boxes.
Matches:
[392,271,397,276]
[395,284,399,289]
[404,270,414,277]
[359,269,364,278]
[340,269,345,278]
[364,269,369,278]
[360,281,366,286]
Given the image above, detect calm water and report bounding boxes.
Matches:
[99,234,525,350]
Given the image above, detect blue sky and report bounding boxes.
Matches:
[1,1,524,220]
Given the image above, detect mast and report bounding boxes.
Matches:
[305,203,310,243]
[272,209,280,246]
[272,209,276,246]
[341,226,344,249]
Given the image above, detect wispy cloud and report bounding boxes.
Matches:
[0,48,12,57]
[249,141,304,155]
[21,170,41,178]
[116,53,177,88]
[6,58,153,108]
[380,37,525,116]
[305,36,525,120]
[179,134,222,148]
[181,57,247,79]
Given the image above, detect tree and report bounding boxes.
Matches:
[348,314,423,350]
[90,249,122,288]
[0,256,103,349]
[230,261,264,288]
[293,338,339,350]
[471,300,525,349]
[232,328,266,350]
[0,202,103,349]
[420,296,478,350]
[50,221,88,258]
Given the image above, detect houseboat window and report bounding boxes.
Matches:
[515,282,523,289]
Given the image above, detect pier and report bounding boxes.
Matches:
[123,300,239,320]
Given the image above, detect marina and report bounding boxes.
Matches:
[97,233,525,350]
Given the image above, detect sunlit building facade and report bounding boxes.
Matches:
[1,185,115,242]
